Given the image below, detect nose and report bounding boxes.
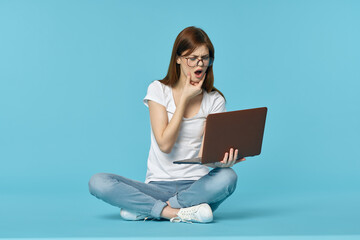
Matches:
[197,59,204,67]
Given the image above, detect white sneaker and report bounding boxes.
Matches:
[170,203,213,223]
[120,208,150,221]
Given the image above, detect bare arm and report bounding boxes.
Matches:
[148,98,187,153]
[148,72,206,153]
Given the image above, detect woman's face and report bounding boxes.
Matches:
[177,45,210,84]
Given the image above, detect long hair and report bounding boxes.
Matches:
[160,26,225,99]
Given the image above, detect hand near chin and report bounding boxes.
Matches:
[190,79,201,86]
[182,72,206,102]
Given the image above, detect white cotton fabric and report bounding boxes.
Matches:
[143,80,226,183]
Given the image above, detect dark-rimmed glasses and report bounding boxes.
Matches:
[181,55,214,67]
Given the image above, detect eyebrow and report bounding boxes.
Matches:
[189,54,210,57]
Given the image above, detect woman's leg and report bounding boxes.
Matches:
[88,173,173,219]
[167,168,238,212]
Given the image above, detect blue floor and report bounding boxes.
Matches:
[1,188,359,239]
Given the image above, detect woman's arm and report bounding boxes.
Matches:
[148,72,205,153]
[148,99,187,153]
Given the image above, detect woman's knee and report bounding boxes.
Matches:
[213,168,238,193]
[88,173,109,197]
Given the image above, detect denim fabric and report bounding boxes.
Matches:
[88,167,237,219]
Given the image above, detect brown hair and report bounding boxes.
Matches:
[160,26,225,99]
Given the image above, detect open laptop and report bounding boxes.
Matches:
[173,107,267,164]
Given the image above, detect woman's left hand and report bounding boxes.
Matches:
[206,148,246,168]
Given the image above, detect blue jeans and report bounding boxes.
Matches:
[88,167,237,219]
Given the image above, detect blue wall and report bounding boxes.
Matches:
[1,0,359,196]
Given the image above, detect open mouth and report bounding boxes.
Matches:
[194,69,203,78]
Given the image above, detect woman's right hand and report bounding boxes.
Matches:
[180,72,206,103]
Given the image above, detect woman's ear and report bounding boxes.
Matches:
[176,56,181,64]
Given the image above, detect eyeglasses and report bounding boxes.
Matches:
[181,55,214,67]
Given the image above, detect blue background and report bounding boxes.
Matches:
[0,0,359,238]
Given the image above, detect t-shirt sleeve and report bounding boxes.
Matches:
[209,91,226,114]
[143,81,166,108]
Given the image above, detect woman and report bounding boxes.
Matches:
[88,26,245,223]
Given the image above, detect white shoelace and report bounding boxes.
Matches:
[170,216,193,224]
[170,207,200,223]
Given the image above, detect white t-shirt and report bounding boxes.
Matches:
[143,80,226,183]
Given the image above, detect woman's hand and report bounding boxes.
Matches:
[180,72,206,104]
[205,148,246,168]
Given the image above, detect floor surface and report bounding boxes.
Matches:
[1,189,359,239]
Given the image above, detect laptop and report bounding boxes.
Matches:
[173,107,267,164]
